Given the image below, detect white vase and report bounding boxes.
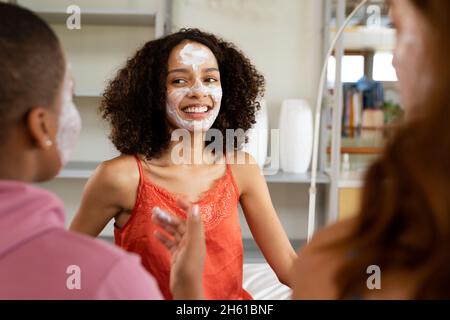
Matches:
[279,99,313,174]
[243,99,268,169]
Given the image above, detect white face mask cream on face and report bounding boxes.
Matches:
[166,80,222,131]
[179,43,209,72]
[56,65,82,167]
[166,43,222,132]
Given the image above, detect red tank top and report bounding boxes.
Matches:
[114,155,252,300]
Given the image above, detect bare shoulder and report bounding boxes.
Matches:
[226,151,262,193]
[302,218,357,255]
[69,155,140,234]
[89,154,140,193]
[292,218,357,299]
[227,151,259,176]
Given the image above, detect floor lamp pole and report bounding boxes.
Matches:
[308,0,369,241]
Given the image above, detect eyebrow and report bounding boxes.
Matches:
[168,67,220,74]
[204,67,220,73]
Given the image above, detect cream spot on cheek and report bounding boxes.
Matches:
[165,86,222,131]
[167,88,188,108]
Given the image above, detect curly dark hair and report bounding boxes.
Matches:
[100,28,265,160]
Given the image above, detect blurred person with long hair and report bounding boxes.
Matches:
[291,0,450,299]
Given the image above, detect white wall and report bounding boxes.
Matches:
[36,0,325,240]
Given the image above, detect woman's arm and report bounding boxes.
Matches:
[231,152,298,287]
[69,156,138,236]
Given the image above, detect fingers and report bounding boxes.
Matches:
[185,204,205,253]
[154,230,177,253]
[152,207,186,241]
[152,203,205,262]
[176,196,191,212]
[152,207,173,224]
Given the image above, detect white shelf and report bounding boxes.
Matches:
[57,161,99,179]
[330,26,396,51]
[35,10,157,27]
[338,170,365,188]
[263,170,330,184]
[58,162,331,184]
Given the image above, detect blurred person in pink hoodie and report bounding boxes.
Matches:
[0,2,204,300]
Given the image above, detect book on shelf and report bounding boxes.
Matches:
[342,77,385,140]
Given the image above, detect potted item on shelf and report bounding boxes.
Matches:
[279,99,313,174]
[382,101,404,124]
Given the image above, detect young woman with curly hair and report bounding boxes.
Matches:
[70,28,297,300]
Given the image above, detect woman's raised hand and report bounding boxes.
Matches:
[152,198,205,300]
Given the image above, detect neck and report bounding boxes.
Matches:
[158,129,216,166]
[0,148,36,182]
[0,128,37,182]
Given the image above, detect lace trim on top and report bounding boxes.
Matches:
[141,163,239,231]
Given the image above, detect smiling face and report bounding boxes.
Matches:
[165,41,222,132]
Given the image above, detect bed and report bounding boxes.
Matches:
[243,263,292,300]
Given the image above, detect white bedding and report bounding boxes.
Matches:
[243,263,292,300]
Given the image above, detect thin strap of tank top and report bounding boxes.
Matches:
[225,162,240,202]
[133,154,143,174]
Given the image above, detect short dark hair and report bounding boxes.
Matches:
[0,3,65,141]
[100,28,265,160]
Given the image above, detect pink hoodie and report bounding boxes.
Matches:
[0,181,163,300]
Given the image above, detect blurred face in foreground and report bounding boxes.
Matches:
[390,0,435,118]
